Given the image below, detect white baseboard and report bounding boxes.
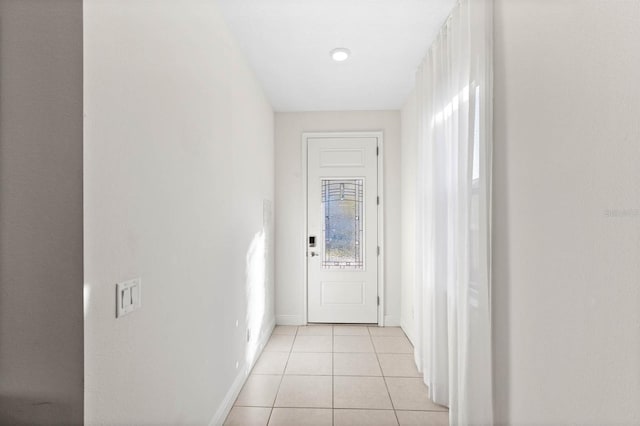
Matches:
[208,364,248,426]
[209,319,275,426]
[276,314,305,325]
[384,315,400,326]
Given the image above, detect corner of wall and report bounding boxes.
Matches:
[384,315,400,327]
[401,317,416,345]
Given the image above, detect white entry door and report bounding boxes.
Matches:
[307,136,378,323]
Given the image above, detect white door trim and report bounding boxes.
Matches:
[301,131,385,326]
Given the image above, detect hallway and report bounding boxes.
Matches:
[225,325,447,425]
[2,0,639,424]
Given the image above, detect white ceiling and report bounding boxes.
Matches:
[215,0,455,111]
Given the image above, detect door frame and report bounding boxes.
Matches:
[301,131,385,326]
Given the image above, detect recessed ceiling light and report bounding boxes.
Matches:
[330,48,351,62]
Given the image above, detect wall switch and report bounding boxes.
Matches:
[116,278,141,318]
[122,288,131,308]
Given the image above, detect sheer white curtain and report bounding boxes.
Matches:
[414,0,493,424]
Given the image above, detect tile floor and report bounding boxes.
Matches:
[225,325,448,426]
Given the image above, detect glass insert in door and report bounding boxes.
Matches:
[321,179,364,269]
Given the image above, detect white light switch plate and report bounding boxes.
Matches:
[116,278,141,318]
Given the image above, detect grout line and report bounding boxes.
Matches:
[233,325,432,425]
[249,373,415,378]
[267,407,273,425]
[265,326,298,425]
[372,332,401,426]
[391,408,450,413]
[253,325,430,425]
[332,408,397,411]
[234,404,446,413]
[257,406,398,410]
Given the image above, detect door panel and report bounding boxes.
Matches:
[307,137,378,323]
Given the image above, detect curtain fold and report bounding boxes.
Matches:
[414,0,493,424]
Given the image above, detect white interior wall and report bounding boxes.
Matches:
[274,111,401,326]
[83,1,274,424]
[400,90,417,343]
[493,0,640,423]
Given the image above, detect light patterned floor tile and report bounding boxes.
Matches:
[274,375,332,408]
[231,325,437,425]
[292,335,333,352]
[334,335,374,353]
[395,410,449,426]
[368,327,406,337]
[252,352,289,375]
[333,353,381,376]
[268,408,332,425]
[235,375,282,407]
[296,325,333,336]
[371,336,413,354]
[334,376,392,409]
[285,352,332,375]
[334,325,370,336]
[272,326,298,335]
[334,409,398,426]
[385,378,447,411]
[224,406,271,426]
[377,354,421,377]
[264,335,295,352]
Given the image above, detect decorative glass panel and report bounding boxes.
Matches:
[322,179,364,269]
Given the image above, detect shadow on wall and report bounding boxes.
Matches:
[0,395,73,426]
